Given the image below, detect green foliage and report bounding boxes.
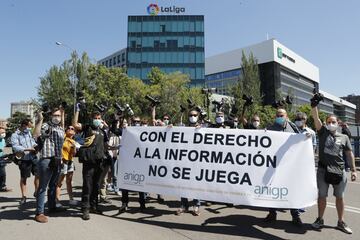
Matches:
[6,112,30,135]
[230,51,262,115]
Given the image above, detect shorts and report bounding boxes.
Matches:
[18,159,39,178]
[61,160,75,175]
[317,167,347,198]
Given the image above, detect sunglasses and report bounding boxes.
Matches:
[189,114,198,117]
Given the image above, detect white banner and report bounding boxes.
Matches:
[117,126,317,208]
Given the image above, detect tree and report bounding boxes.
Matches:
[6,112,30,135]
[229,51,266,122]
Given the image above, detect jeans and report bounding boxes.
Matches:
[81,161,102,210]
[268,208,300,218]
[0,164,6,189]
[111,157,118,191]
[180,198,200,209]
[36,158,61,214]
[121,190,145,206]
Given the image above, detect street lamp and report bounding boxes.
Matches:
[56,41,77,114]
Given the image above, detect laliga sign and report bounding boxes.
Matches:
[147,3,185,15]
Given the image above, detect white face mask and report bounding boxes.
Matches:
[0,133,6,139]
[326,123,338,132]
[295,120,304,128]
[143,124,148,127]
[135,123,140,127]
[252,121,260,128]
[216,116,224,124]
[189,116,198,124]
[52,116,61,125]
[163,120,169,126]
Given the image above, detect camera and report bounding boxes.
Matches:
[145,95,161,107]
[114,103,125,116]
[195,106,207,119]
[180,105,186,113]
[201,88,217,94]
[60,101,67,109]
[41,103,52,115]
[95,103,107,113]
[311,92,324,107]
[125,104,134,116]
[272,95,293,109]
[212,99,224,112]
[77,92,86,110]
[242,94,254,106]
[187,98,195,109]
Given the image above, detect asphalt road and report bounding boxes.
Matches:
[0,147,359,240]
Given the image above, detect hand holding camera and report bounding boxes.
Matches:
[242,94,254,107]
[310,92,324,108]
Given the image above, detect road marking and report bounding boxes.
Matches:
[327,203,360,214]
[348,181,360,185]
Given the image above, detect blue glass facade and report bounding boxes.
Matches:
[127,15,205,86]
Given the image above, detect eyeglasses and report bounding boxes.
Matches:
[189,114,198,117]
[276,115,285,118]
[163,118,169,120]
[67,127,75,130]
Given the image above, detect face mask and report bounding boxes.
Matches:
[216,116,224,124]
[326,123,338,132]
[0,133,6,139]
[189,116,198,124]
[143,124,148,127]
[93,119,102,128]
[134,123,140,127]
[52,116,61,125]
[295,120,304,128]
[23,128,30,134]
[252,121,260,128]
[163,120,169,126]
[275,117,286,126]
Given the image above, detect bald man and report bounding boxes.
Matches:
[264,108,302,226]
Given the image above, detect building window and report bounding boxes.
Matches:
[109,59,112,67]
[160,24,166,32]
[117,55,121,64]
[122,53,125,61]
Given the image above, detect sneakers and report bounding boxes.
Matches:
[193,206,200,216]
[19,196,26,205]
[82,209,90,221]
[175,207,188,216]
[157,195,165,204]
[292,216,303,227]
[263,212,277,222]
[35,214,48,223]
[311,217,324,230]
[115,191,122,196]
[106,184,114,192]
[118,204,128,214]
[0,187,13,192]
[337,221,353,234]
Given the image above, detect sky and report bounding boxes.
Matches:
[0,0,359,119]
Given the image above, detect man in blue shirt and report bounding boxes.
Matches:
[11,119,39,204]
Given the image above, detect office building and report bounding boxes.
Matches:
[98,48,127,68]
[205,39,356,123]
[341,94,360,123]
[10,101,34,120]
[126,15,205,86]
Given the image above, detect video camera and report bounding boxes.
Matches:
[145,95,161,107]
[180,105,186,113]
[187,98,195,109]
[212,99,224,112]
[310,90,324,107]
[201,88,217,94]
[272,95,293,109]
[242,94,254,107]
[77,92,87,110]
[114,103,134,116]
[195,106,207,120]
[0,153,20,165]
[95,103,108,113]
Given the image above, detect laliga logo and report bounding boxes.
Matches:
[147,3,185,15]
[147,3,160,16]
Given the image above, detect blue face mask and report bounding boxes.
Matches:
[93,119,102,128]
[275,117,286,126]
